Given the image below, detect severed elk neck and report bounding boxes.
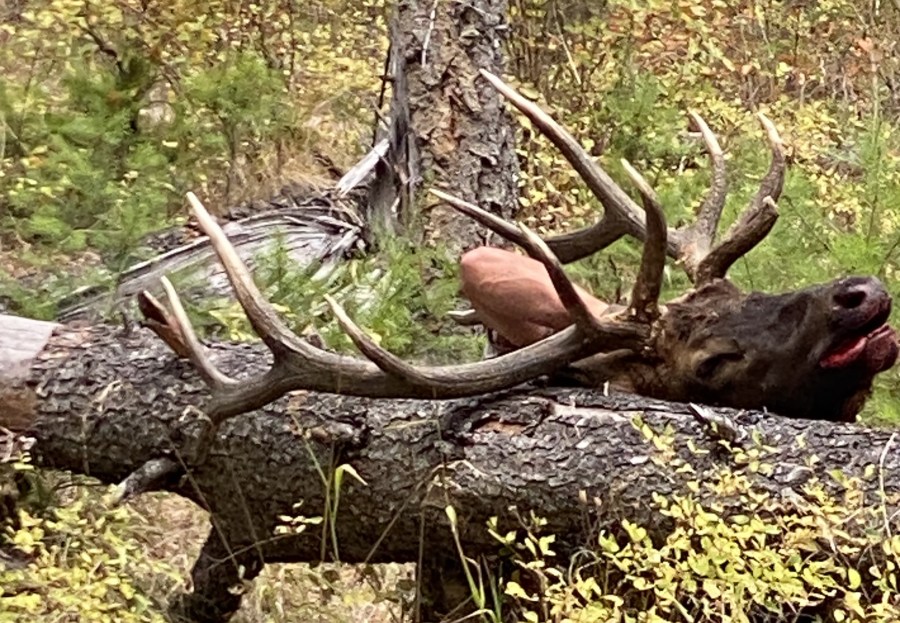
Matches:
[140,70,898,424]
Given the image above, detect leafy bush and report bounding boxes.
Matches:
[0,0,386,314]
[0,456,181,622]
[491,418,900,622]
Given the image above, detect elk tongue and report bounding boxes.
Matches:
[864,325,899,373]
[820,336,867,369]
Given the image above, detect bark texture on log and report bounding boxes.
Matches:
[370,0,520,251]
[5,316,900,622]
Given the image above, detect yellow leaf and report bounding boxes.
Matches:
[847,567,861,590]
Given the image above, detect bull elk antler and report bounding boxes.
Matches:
[438,70,785,285]
[140,70,785,423]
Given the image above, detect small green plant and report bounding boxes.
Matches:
[1,460,182,622]
[447,505,504,623]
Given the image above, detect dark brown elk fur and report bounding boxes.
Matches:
[584,277,897,422]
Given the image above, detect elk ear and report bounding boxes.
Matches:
[691,338,745,380]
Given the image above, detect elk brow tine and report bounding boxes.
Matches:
[621,160,667,321]
[695,196,779,285]
[478,70,648,242]
[516,223,604,335]
[688,111,727,240]
[159,276,235,388]
[185,192,322,360]
[749,113,786,209]
[325,294,433,386]
[428,189,528,247]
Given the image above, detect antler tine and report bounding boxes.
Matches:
[430,187,622,335]
[479,69,661,263]
[324,287,649,395]
[687,110,727,241]
[692,115,785,284]
[515,223,609,336]
[158,276,235,389]
[429,189,629,314]
[621,160,667,322]
[750,112,786,209]
[696,196,779,285]
[185,192,319,359]
[677,112,727,280]
[428,189,529,247]
[543,214,630,264]
[325,294,434,385]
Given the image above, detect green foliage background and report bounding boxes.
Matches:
[3,0,900,620]
[506,0,900,423]
[0,0,386,314]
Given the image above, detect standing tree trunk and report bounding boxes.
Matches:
[368,0,521,251]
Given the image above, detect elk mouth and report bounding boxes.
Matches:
[820,300,898,373]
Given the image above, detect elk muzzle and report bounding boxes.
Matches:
[821,277,898,374]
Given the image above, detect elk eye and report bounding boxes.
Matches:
[695,351,744,379]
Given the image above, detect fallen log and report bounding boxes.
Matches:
[3,313,900,622]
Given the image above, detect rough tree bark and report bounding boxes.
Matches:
[368,0,520,251]
[4,315,900,622]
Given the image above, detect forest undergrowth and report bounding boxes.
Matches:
[3,0,900,621]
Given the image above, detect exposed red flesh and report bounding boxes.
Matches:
[820,324,898,371]
[820,336,867,368]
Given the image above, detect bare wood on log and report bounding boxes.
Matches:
[0,315,58,432]
[55,186,368,323]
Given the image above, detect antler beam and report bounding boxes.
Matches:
[141,193,651,421]
[473,69,786,285]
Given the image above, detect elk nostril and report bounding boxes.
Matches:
[834,287,867,310]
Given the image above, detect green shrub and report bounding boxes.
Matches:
[492,419,900,622]
[1,457,181,622]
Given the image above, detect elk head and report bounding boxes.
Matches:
[615,277,898,422]
[140,70,897,426]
